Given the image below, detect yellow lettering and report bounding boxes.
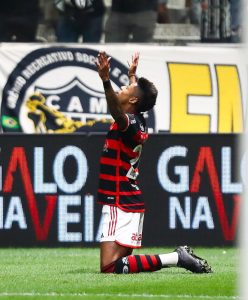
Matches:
[216,65,243,133]
[168,63,212,133]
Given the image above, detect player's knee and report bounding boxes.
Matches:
[100,261,115,273]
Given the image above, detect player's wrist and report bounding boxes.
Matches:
[128,73,136,78]
[101,75,110,81]
[103,79,111,89]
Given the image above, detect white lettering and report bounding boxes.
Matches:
[119,74,129,85]
[53,146,88,193]
[169,196,191,229]
[222,147,242,193]
[112,68,121,78]
[74,52,95,65]
[89,97,107,113]
[157,146,189,193]
[46,95,60,110]
[192,197,214,229]
[84,195,94,242]
[67,96,83,112]
[170,196,215,229]
[4,197,27,229]
[58,195,81,242]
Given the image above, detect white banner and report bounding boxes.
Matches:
[0,43,246,133]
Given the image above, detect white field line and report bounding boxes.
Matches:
[0,292,239,299]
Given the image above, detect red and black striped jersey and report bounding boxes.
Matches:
[97,113,148,212]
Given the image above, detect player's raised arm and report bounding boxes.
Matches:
[128,52,140,84]
[95,51,127,130]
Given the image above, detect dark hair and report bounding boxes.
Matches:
[137,77,158,112]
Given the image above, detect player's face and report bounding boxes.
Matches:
[117,83,139,105]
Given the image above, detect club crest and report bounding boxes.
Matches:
[1,47,155,133]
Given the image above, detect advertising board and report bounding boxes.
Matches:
[0,134,241,246]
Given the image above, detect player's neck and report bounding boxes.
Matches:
[123,103,137,114]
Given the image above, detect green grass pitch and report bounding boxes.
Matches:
[0,247,238,300]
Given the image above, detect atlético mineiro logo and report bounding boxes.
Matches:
[1,47,155,133]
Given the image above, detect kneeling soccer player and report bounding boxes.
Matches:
[95,51,212,274]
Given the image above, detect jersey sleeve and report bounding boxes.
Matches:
[121,113,148,145]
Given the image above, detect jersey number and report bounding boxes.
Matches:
[126,144,143,180]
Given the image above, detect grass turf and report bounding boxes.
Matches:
[0,247,238,300]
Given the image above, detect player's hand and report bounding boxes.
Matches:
[128,52,139,83]
[95,51,111,82]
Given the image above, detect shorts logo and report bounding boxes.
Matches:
[1,47,155,133]
[131,233,142,242]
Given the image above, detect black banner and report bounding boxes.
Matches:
[0,134,242,246]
